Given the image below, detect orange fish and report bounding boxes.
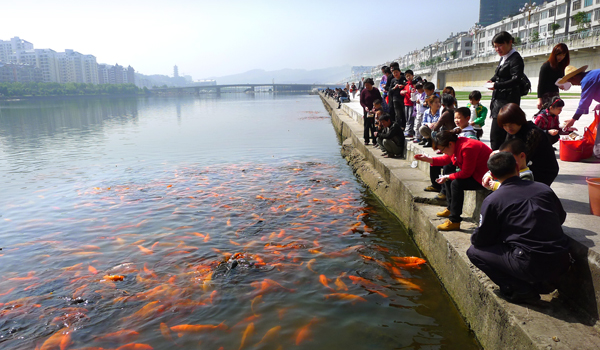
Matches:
[115,344,153,350]
[96,330,139,342]
[347,275,379,289]
[392,277,423,291]
[137,245,153,255]
[251,278,294,295]
[103,275,124,281]
[40,330,71,350]
[255,326,281,347]
[319,275,334,291]
[0,287,15,296]
[366,288,388,298]
[170,322,227,335]
[295,318,318,345]
[251,295,262,315]
[334,277,348,291]
[325,293,367,304]
[160,322,173,342]
[306,259,317,273]
[391,256,427,266]
[88,265,98,275]
[238,322,255,350]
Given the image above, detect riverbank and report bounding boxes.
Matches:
[320,93,600,349]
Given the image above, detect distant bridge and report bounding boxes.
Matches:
[149,83,340,95]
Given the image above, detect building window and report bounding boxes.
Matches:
[513,20,518,28]
[519,30,527,38]
[549,8,556,16]
[541,10,548,19]
[595,8,600,21]
[584,0,593,6]
[519,18,526,26]
[465,50,471,56]
[532,13,540,22]
[573,1,581,10]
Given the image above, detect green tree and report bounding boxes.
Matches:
[572,11,591,33]
[550,23,561,37]
[531,30,540,43]
[514,37,522,45]
[450,51,459,59]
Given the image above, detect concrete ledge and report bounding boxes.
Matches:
[320,93,600,350]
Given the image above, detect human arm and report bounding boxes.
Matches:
[447,145,478,181]
[430,154,452,167]
[471,200,502,247]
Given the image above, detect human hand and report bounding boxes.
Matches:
[482,175,494,190]
[537,99,543,110]
[563,119,576,130]
[548,129,559,136]
[414,154,432,163]
[469,121,476,126]
[436,175,449,184]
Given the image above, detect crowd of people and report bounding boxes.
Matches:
[324,30,600,304]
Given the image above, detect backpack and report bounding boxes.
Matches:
[519,74,531,96]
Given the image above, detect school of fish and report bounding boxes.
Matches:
[0,162,428,349]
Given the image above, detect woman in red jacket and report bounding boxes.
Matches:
[414,129,492,231]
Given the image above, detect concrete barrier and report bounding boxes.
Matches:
[320,92,600,350]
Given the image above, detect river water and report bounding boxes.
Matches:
[0,95,479,350]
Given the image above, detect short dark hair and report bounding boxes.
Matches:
[455,107,471,118]
[364,78,375,85]
[499,138,526,155]
[423,82,435,91]
[379,113,391,122]
[433,129,460,149]
[497,103,527,126]
[469,90,482,101]
[492,31,514,45]
[373,99,382,105]
[384,67,392,74]
[441,93,456,108]
[390,62,400,69]
[415,83,423,89]
[381,65,388,70]
[487,152,517,179]
[405,70,414,75]
[392,68,400,72]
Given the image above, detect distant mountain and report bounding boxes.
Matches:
[205,66,351,85]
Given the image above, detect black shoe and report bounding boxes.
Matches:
[423,139,432,148]
[418,139,427,146]
[495,287,540,304]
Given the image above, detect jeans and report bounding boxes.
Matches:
[414,111,424,140]
[363,115,375,144]
[419,125,432,139]
[467,244,570,294]
[404,105,415,134]
[445,176,484,223]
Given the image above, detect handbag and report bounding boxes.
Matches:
[519,74,531,96]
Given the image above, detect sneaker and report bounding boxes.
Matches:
[418,139,428,146]
[436,193,447,200]
[436,208,451,217]
[424,186,441,192]
[437,219,460,231]
[413,138,421,143]
[364,142,370,146]
[423,139,433,148]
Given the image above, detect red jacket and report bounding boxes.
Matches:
[431,137,492,183]
[403,80,414,106]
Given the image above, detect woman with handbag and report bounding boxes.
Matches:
[487,31,525,150]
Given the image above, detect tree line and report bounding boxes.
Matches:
[0,82,149,97]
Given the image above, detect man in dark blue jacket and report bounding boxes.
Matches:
[467,152,570,304]
[376,114,405,158]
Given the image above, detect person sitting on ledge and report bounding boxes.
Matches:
[375,114,405,158]
[414,129,492,231]
[467,152,570,304]
[482,138,533,191]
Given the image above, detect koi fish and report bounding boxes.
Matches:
[160,322,173,341]
[334,276,348,291]
[40,330,71,350]
[103,275,124,281]
[306,259,317,273]
[115,344,153,350]
[325,293,367,304]
[391,256,427,266]
[88,265,98,275]
[251,295,262,315]
[319,275,334,291]
[392,277,423,291]
[366,288,388,298]
[137,245,153,255]
[347,275,379,289]
[250,278,294,295]
[295,318,318,345]
[238,322,255,350]
[170,322,227,335]
[255,325,281,347]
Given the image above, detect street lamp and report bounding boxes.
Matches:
[519,1,540,44]
[469,23,485,56]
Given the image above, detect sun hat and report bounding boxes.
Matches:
[558,65,588,84]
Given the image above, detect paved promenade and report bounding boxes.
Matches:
[323,93,600,349]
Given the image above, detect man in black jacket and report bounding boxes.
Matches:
[487,31,525,150]
[389,68,407,128]
[376,114,405,158]
[467,152,570,304]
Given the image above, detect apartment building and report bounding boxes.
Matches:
[0,37,34,62]
[0,62,43,83]
[55,49,99,84]
[97,64,136,85]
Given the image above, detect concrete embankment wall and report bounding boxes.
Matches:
[320,93,600,350]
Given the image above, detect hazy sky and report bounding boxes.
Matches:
[2,0,480,79]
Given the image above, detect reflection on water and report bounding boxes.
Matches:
[0,95,479,349]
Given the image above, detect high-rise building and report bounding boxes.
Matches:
[173,65,179,78]
[97,63,135,85]
[56,49,99,84]
[0,62,43,83]
[479,0,525,26]
[0,37,34,62]
[9,49,60,83]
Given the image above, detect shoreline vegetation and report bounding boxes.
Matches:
[0,82,149,99]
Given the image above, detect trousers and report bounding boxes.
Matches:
[404,105,415,135]
[392,98,405,127]
[467,244,570,294]
[363,115,375,144]
[445,176,484,223]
